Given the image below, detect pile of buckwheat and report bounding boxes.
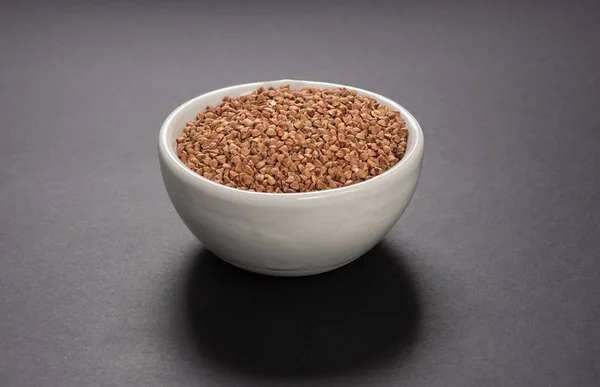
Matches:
[176,85,408,193]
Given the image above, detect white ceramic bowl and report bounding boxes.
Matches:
[159,80,424,276]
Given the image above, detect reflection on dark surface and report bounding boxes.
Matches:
[175,243,422,377]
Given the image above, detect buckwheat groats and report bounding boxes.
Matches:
[176,85,408,193]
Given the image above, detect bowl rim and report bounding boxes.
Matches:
[159,79,424,200]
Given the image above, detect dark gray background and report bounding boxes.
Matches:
[1,0,599,386]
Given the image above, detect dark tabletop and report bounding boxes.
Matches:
[1,0,599,386]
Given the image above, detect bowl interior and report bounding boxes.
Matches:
[160,79,422,195]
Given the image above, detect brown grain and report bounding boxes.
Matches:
[176,85,408,193]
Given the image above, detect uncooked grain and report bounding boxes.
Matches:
[176,85,408,193]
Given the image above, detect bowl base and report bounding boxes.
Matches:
[220,257,360,277]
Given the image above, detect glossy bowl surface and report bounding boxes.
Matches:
[159,80,424,276]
